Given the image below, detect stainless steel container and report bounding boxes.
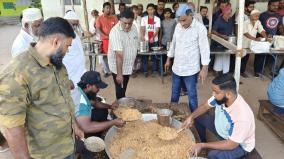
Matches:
[228,36,237,45]
[83,42,94,53]
[157,108,173,127]
[139,41,149,52]
[93,40,101,54]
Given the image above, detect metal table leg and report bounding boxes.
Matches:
[160,54,164,84]
[271,54,278,79]
[89,54,93,71]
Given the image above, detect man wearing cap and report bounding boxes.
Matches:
[74,71,125,157]
[11,8,43,57]
[63,11,87,98]
[164,4,210,131]
[108,9,138,99]
[0,17,84,159]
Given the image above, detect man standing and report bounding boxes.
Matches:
[137,3,144,17]
[232,0,256,78]
[156,0,166,20]
[108,9,138,100]
[213,0,228,24]
[254,0,284,77]
[165,4,210,113]
[96,2,118,77]
[212,6,234,75]
[117,2,126,20]
[0,17,83,159]
[89,9,99,39]
[199,6,209,30]
[63,11,87,94]
[141,3,161,77]
[182,74,255,159]
[11,8,43,57]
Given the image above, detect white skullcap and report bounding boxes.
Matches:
[250,9,260,15]
[22,8,42,22]
[64,11,80,20]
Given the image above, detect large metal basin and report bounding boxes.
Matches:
[104,113,196,159]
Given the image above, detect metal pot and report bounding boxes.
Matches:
[157,108,173,127]
[93,41,101,54]
[139,41,149,53]
[104,113,196,159]
[228,36,237,45]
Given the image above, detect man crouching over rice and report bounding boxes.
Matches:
[72,71,125,158]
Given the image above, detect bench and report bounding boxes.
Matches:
[258,100,284,141]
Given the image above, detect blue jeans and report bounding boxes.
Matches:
[273,105,284,114]
[171,72,198,112]
[142,42,158,73]
[196,114,248,159]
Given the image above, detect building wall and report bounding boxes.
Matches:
[0,0,31,16]
[41,0,269,30]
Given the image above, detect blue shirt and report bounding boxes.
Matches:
[75,87,92,117]
[267,68,284,107]
[259,11,283,36]
[212,16,234,48]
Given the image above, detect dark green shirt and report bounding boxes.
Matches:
[0,45,75,158]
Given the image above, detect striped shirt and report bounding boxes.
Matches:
[167,19,210,76]
[108,21,138,75]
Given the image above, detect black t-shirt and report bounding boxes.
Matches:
[259,11,283,36]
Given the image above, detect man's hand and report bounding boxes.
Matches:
[181,116,194,129]
[113,118,125,127]
[190,143,204,156]
[164,59,171,73]
[199,66,208,84]
[149,37,154,43]
[70,80,75,90]
[74,124,84,140]
[116,74,123,85]
[110,102,119,110]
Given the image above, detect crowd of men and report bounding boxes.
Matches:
[0,0,284,159]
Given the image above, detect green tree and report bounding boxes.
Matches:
[30,0,42,9]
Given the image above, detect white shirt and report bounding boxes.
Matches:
[108,22,138,75]
[141,16,161,42]
[243,20,265,48]
[89,17,100,40]
[63,33,86,85]
[11,29,34,57]
[133,16,142,42]
[195,13,204,24]
[168,19,210,76]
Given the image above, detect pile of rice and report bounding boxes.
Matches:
[113,107,142,121]
[158,127,179,140]
[109,120,194,159]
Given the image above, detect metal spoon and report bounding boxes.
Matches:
[81,136,105,152]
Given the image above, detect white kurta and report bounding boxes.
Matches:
[213,54,230,73]
[63,33,87,86]
[11,29,34,57]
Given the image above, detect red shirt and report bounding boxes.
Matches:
[147,17,155,41]
[96,15,118,40]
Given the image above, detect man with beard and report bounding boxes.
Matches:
[182,74,255,159]
[0,17,84,159]
[63,11,87,98]
[74,71,125,158]
[11,8,43,57]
